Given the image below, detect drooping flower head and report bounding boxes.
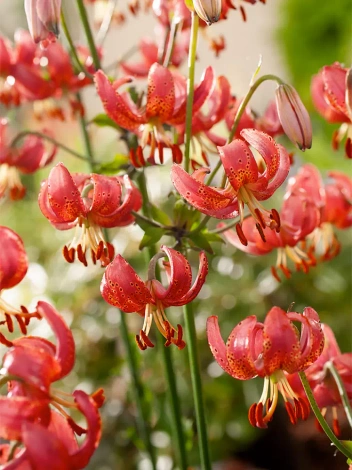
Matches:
[24,0,62,47]
[0,226,41,346]
[171,129,290,244]
[38,163,142,266]
[101,246,208,350]
[207,306,324,427]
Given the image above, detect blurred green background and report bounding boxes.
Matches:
[0,0,351,469]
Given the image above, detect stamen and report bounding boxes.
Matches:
[255,223,266,242]
[91,388,105,408]
[248,403,257,427]
[5,313,13,333]
[254,208,266,230]
[0,332,13,347]
[285,401,297,424]
[271,266,281,283]
[255,402,267,428]
[240,5,247,21]
[332,407,340,436]
[67,417,87,436]
[14,315,27,335]
[77,244,88,267]
[63,245,75,263]
[140,330,154,348]
[270,209,281,232]
[236,223,248,246]
[279,264,291,279]
[137,146,145,167]
[172,144,183,164]
[158,142,164,164]
[135,335,147,350]
[175,324,186,349]
[96,240,104,260]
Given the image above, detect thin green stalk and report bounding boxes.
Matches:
[207,73,284,186]
[183,302,211,470]
[76,0,101,70]
[119,312,157,470]
[136,170,188,470]
[131,211,167,230]
[10,131,89,162]
[61,10,92,78]
[191,215,211,235]
[76,93,95,169]
[326,362,352,429]
[184,12,199,172]
[299,371,352,459]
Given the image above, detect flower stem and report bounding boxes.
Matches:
[207,73,285,186]
[183,302,211,470]
[119,311,157,470]
[60,9,92,78]
[326,361,352,429]
[184,12,199,173]
[10,131,90,162]
[136,170,188,470]
[76,0,101,70]
[75,92,95,170]
[298,371,352,459]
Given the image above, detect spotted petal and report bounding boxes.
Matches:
[0,227,28,290]
[146,63,175,121]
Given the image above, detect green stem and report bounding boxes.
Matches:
[299,371,352,459]
[326,362,352,429]
[191,215,211,235]
[119,312,157,470]
[10,131,89,162]
[76,0,101,70]
[136,170,188,470]
[61,10,92,78]
[207,73,284,186]
[76,93,95,170]
[183,302,211,470]
[131,211,169,230]
[184,12,199,172]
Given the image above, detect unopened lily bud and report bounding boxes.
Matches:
[193,0,221,25]
[275,83,312,151]
[24,0,62,44]
[346,67,352,121]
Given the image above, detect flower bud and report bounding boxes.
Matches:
[275,83,312,151]
[193,0,221,25]
[24,0,61,44]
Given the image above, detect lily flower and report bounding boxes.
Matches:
[0,226,41,346]
[171,129,290,244]
[95,63,214,165]
[207,306,324,428]
[311,63,352,158]
[0,119,57,200]
[101,246,208,350]
[24,0,62,46]
[38,163,142,266]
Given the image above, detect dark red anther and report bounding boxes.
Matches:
[201,151,210,166]
[285,401,297,425]
[15,315,27,335]
[158,142,164,164]
[255,402,267,428]
[5,313,13,333]
[63,245,75,263]
[137,146,145,167]
[297,397,310,421]
[129,148,139,168]
[175,324,186,350]
[248,403,257,427]
[140,330,154,348]
[96,240,104,260]
[301,259,310,274]
[254,208,266,230]
[107,242,115,260]
[77,244,88,267]
[236,223,248,246]
[0,332,13,347]
[332,130,339,151]
[172,144,183,164]
[345,137,352,158]
[333,414,341,437]
[271,266,281,283]
[255,223,266,243]
[164,321,173,347]
[91,388,105,408]
[135,335,147,350]
[279,264,291,279]
[240,5,247,21]
[270,208,281,232]
[91,249,97,265]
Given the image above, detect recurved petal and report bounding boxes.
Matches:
[22,421,71,470]
[70,391,102,469]
[311,72,348,123]
[174,251,209,306]
[207,316,231,374]
[95,70,144,132]
[146,63,175,121]
[152,246,192,304]
[101,255,153,312]
[46,163,86,222]
[36,301,75,380]
[323,63,349,118]
[262,307,302,376]
[171,164,239,219]
[226,315,261,380]
[241,129,280,181]
[0,226,28,290]
[90,174,122,216]
[218,140,258,191]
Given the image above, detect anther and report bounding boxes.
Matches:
[137,146,146,167]
[140,330,154,348]
[96,240,104,260]
[5,313,13,333]
[271,266,281,283]
[15,314,27,335]
[280,264,291,279]
[270,208,281,231]
[172,145,183,164]
[67,417,87,436]
[248,403,257,427]
[158,142,164,164]
[256,223,266,243]
[236,223,248,246]
[91,388,105,408]
[345,137,352,158]
[0,332,13,347]
[285,401,297,425]
[135,335,147,350]
[255,402,267,428]
[63,245,75,263]
[254,208,266,230]
[175,324,186,349]
[77,244,88,267]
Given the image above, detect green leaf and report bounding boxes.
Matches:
[187,232,214,254]
[203,231,225,244]
[91,113,121,130]
[150,204,172,226]
[139,227,164,250]
[94,154,129,175]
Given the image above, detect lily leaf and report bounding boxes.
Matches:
[139,227,164,250]
[91,113,121,130]
[94,154,129,175]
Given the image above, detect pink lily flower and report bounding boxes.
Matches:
[24,0,62,46]
[207,306,324,428]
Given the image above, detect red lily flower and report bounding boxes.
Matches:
[0,226,41,346]
[0,119,57,200]
[101,246,208,350]
[287,324,352,436]
[311,63,352,158]
[95,63,214,166]
[171,129,290,242]
[38,163,142,266]
[24,0,61,46]
[207,306,324,428]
